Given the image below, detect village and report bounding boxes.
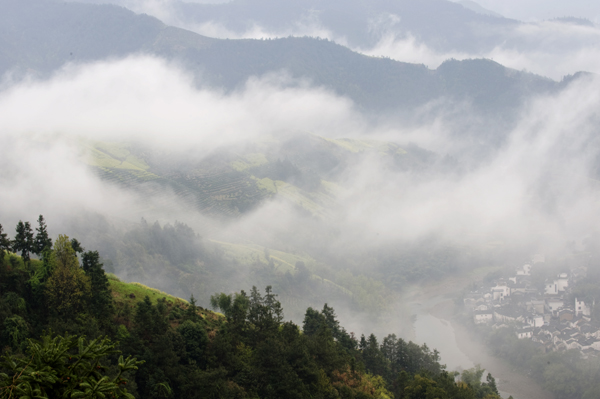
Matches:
[463,255,600,356]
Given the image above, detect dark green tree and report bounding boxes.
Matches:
[34,215,52,255]
[82,250,113,322]
[302,307,324,336]
[0,224,11,261]
[70,238,84,254]
[0,334,142,399]
[361,333,389,379]
[184,295,201,323]
[177,320,208,366]
[13,221,34,263]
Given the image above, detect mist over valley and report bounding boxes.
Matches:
[1,1,600,398]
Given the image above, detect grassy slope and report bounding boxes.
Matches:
[79,135,409,218]
[107,273,224,328]
[76,137,408,310]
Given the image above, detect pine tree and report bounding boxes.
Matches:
[34,215,52,255]
[45,235,91,317]
[70,238,84,253]
[13,221,34,262]
[0,333,142,399]
[82,250,113,322]
[0,223,11,261]
[184,294,201,322]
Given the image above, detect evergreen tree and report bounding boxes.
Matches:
[70,238,84,254]
[82,250,113,322]
[34,215,52,255]
[178,320,208,366]
[361,333,389,378]
[13,221,34,262]
[45,235,91,317]
[0,333,142,399]
[302,307,324,336]
[184,295,200,322]
[0,224,11,261]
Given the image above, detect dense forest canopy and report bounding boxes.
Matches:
[0,217,501,399]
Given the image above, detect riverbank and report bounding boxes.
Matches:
[405,270,555,399]
[429,299,555,399]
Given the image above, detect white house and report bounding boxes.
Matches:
[492,282,510,301]
[545,298,564,313]
[517,328,533,339]
[557,273,569,292]
[474,311,494,324]
[528,314,545,328]
[494,306,524,323]
[517,264,532,276]
[575,298,592,316]
[545,280,558,295]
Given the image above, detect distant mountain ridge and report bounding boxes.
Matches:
[0,0,565,118]
[168,0,517,53]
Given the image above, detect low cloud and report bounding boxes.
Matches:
[0,56,360,151]
[472,0,600,22]
[1,56,599,260]
[362,20,600,80]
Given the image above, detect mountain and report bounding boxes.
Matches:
[169,0,517,53]
[456,0,503,18]
[0,0,560,117]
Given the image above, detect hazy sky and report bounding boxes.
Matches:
[473,0,600,22]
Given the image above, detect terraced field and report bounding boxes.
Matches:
[80,134,424,218]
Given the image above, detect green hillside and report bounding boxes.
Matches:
[78,134,429,218]
[0,236,502,399]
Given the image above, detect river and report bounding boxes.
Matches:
[406,280,555,399]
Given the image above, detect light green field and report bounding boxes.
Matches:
[323,137,407,155]
[107,274,224,327]
[81,140,150,171]
[209,240,315,274]
[207,240,359,298]
[231,153,269,172]
[108,274,186,306]
[274,181,336,218]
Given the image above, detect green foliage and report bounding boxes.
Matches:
[0,225,11,261]
[1,316,29,352]
[459,366,500,399]
[177,320,208,366]
[0,217,491,399]
[82,251,114,322]
[34,215,52,255]
[0,334,142,399]
[45,236,91,318]
[12,221,34,263]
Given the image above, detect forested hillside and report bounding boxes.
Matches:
[0,219,502,399]
[0,0,562,116]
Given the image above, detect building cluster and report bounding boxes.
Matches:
[463,255,599,356]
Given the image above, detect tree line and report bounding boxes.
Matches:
[1,216,501,398]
